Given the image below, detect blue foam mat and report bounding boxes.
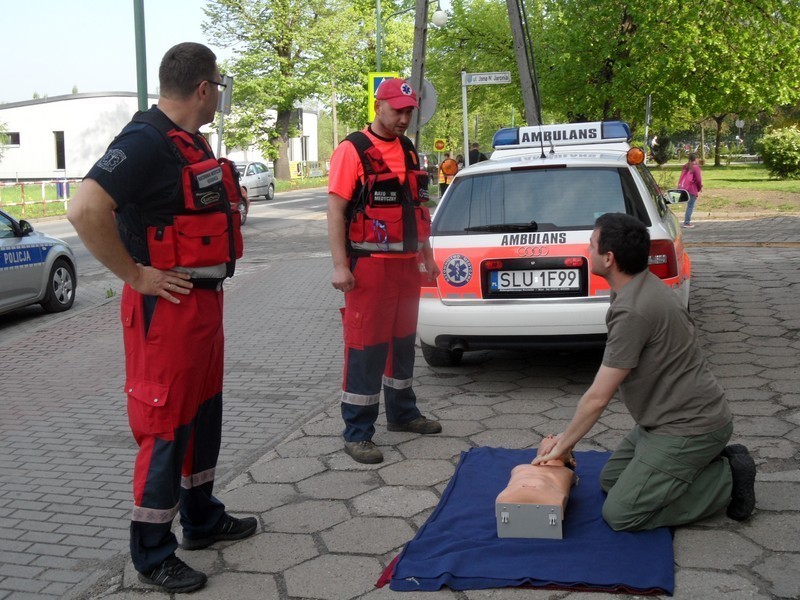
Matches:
[382,447,674,595]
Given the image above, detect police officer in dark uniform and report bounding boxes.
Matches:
[68,42,256,594]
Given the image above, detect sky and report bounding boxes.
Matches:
[0,0,230,104]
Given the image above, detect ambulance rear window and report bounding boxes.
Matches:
[434,167,647,234]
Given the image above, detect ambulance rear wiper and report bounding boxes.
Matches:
[464,221,538,233]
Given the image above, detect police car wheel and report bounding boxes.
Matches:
[421,340,463,367]
[265,183,275,201]
[41,258,76,313]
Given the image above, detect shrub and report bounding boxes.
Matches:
[652,128,674,165]
[757,127,800,179]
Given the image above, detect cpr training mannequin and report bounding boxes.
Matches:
[497,440,578,510]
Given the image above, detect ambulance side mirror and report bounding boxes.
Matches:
[665,189,689,204]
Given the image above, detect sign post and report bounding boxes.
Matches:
[368,72,399,123]
[462,71,511,166]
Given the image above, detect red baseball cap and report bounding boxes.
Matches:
[375,78,419,110]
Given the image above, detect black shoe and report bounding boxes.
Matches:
[722,444,749,458]
[138,555,207,593]
[344,440,384,464]
[387,416,442,434]
[182,514,258,550]
[726,447,756,521]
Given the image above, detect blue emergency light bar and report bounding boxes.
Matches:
[493,121,632,149]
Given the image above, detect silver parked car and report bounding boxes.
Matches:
[236,161,275,201]
[0,209,77,316]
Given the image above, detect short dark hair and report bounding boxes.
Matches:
[159,42,217,99]
[688,152,697,161]
[594,213,650,275]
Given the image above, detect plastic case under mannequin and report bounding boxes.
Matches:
[495,502,564,539]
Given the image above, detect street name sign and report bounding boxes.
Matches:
[465,71,512,86]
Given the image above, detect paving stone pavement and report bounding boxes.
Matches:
[1,215,798,600]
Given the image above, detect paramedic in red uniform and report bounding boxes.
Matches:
[68,42,256,594]
[327,78,442,464]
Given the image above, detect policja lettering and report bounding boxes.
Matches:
[3,249,32,265]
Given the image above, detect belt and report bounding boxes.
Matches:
[190,278,225,291]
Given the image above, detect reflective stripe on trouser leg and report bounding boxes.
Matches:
[383,257,422,425]
[383,332,421,424]
[122,285,227,572]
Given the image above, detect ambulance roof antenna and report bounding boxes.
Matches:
[538,124,546,159]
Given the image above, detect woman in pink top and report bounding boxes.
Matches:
[678,153,703,228]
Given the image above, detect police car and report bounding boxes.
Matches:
[418,121,691,366]
[0,209,77,316]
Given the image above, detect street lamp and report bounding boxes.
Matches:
[376,0,448,71]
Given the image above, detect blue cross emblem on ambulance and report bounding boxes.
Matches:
[442,254,473,287]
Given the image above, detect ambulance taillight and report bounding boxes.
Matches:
[648,240,678,279]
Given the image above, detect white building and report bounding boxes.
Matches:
[0,92,318,181]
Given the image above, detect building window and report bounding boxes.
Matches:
[2,131,20,146]
[54,131,65,170]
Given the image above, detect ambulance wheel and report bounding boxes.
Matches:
[41,259,76,313]
[421,341,463,367]
[265,183,275,201]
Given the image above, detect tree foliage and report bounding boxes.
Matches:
[422,0,524,155]
[535,0,800,162]
[0,121,8,162]
[204,0,367,178]
[204,0,800,176]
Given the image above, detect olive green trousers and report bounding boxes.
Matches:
[599,421,733,531]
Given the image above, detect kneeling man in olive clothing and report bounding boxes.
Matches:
[534,213,756,531]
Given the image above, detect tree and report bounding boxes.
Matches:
[423,0,525,154]
[0,121,8,162]
[204,0,368,179]
[534,0,800,161]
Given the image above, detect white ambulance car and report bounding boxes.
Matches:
[418,121,691,366]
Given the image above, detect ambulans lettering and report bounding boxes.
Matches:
[520,128,598,144]
[501,233,567,245]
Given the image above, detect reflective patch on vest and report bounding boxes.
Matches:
[372,189,400,205]
[382,375,413,390]
[181,468,216,490]
[342,391,380,406]
[195,165,223,189]
[132,502,179,524]
[97,149,127,173]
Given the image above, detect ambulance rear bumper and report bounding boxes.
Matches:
[417,296,610,350]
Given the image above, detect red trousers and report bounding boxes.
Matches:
[340,256,422,440]
[121,285,226,572]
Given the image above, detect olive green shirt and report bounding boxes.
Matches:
[602,270,731,435]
